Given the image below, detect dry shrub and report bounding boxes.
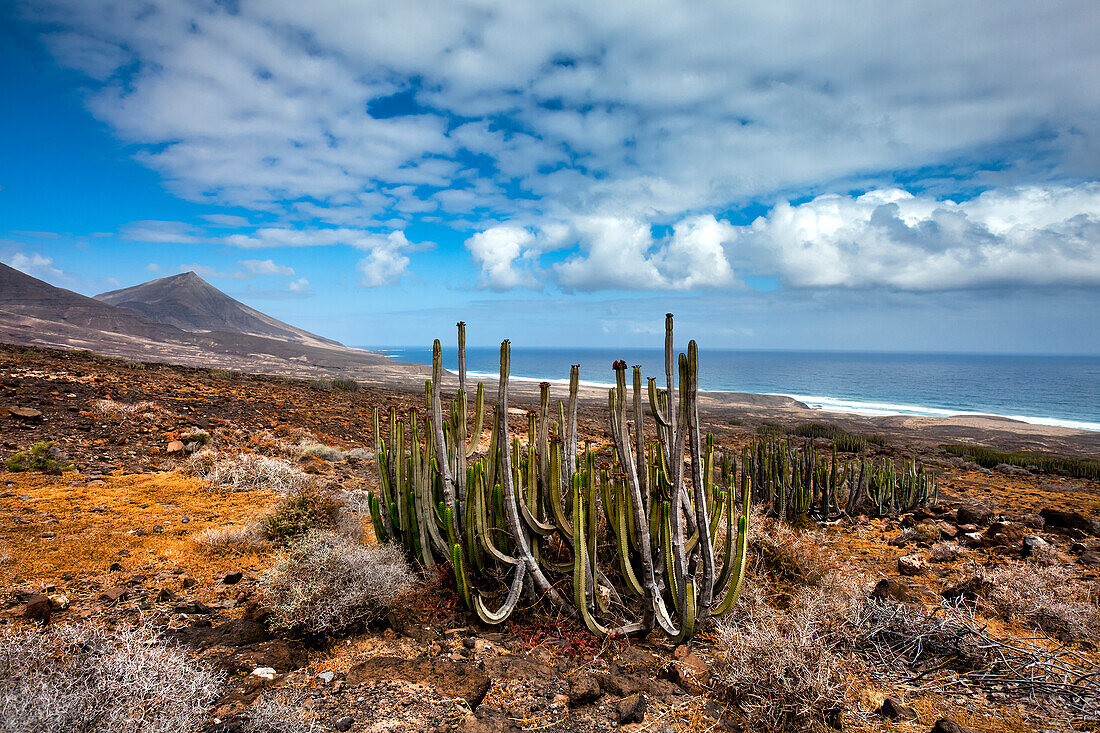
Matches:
[712,520,860,731]
[715,570,858,731]
[296,441,345,462]
[92,399,161,418]
[264,531,416,635]
[189,450,313,493]
[243,691,318,732]
[751,518,836,591]
[977,561,1100,638]
[0,623,222,732]
[192,522,266,555]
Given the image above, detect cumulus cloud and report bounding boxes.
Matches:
[357,231,417,287]
[9,252,65,282]
[465,226,538,290]
[288,277,310,292]
[741,185,1100,290]
[239,258,295,276]
[555,214,735,291]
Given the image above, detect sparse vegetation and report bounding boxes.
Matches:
[0,623,223,732]
[192,522,266,554]
[5,441,73,475]
[265,530,415,635]
[713,522,857,732]
[92,398,161,417]
[976,561,1100,639]
[181,429,211,446]
[944,444,1100,480]
[331,377,360,392]
[297,441,345,462]
[260,487,343,546]
[242,691,320,733]
[189,450,314,493]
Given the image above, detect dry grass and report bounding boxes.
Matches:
[191,522,267,555]
[712,520,862,732]
[243,691,320,732]
[264,531,417,636]
[976,561,1100,639]
[91,398,162,418]
[0,471,276,589]
[0,623,223,732]
[189,450,314,493]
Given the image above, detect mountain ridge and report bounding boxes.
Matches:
[95,271,341,348]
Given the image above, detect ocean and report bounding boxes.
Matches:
[368,346,1100,432]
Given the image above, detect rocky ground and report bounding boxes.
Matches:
[2,343,1099,733]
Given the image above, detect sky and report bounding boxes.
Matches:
[1,1,1099,354]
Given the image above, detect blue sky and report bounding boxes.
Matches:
[1,1,1099,354]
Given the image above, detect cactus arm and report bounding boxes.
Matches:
[430,340,460,534]
[573,472,610,637]
[472,559,526,625]
[497,340,570,608]
[613,476,645,596]
[565,364,579,486]
[367,492,387,543]
[686,340,715,622]
[466,382,485,459]
[631,365,648,514]
[547,441,574,540]
[713,475,751,616]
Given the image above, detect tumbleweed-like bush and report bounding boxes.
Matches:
[264,530,416,635]
[0,623,222,733]
[189,449,314,493]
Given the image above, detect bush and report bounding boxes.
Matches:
[264,531,416,635]
[192,523,266,554]
[189,450,314,493]
[345,447,373,464]
[297,441,345,462]
[5,441,74,475]
[0,623,223,732]
[93,399,161,418]
[943,444,1100,480]
[242,691,319,732]
[260,488,343,546]
[976,561,1100,639]
[331,378,360,392]
[181,429,211,446]
[714,573,855,731]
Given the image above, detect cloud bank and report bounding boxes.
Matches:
[20,0,1100,292]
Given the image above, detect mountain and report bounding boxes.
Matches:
[95,271,341,348]
[0,262,184,342]
[0,262,427,385]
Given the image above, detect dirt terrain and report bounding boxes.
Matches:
[2,343,1099,733]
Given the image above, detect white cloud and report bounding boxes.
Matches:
[288,277,310,292]
[201,214,250,227]
[554,214,735,291]
[465,226,538,290]
[741,185,1100,290]
[145,262,161,273]
[356,231,416,287]
[9,252,65,282]
[239,258,295,276]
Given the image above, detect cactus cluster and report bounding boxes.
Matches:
[368,316,750,642]
[740,437,936,521]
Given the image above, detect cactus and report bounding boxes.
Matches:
[368,316,753,643]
